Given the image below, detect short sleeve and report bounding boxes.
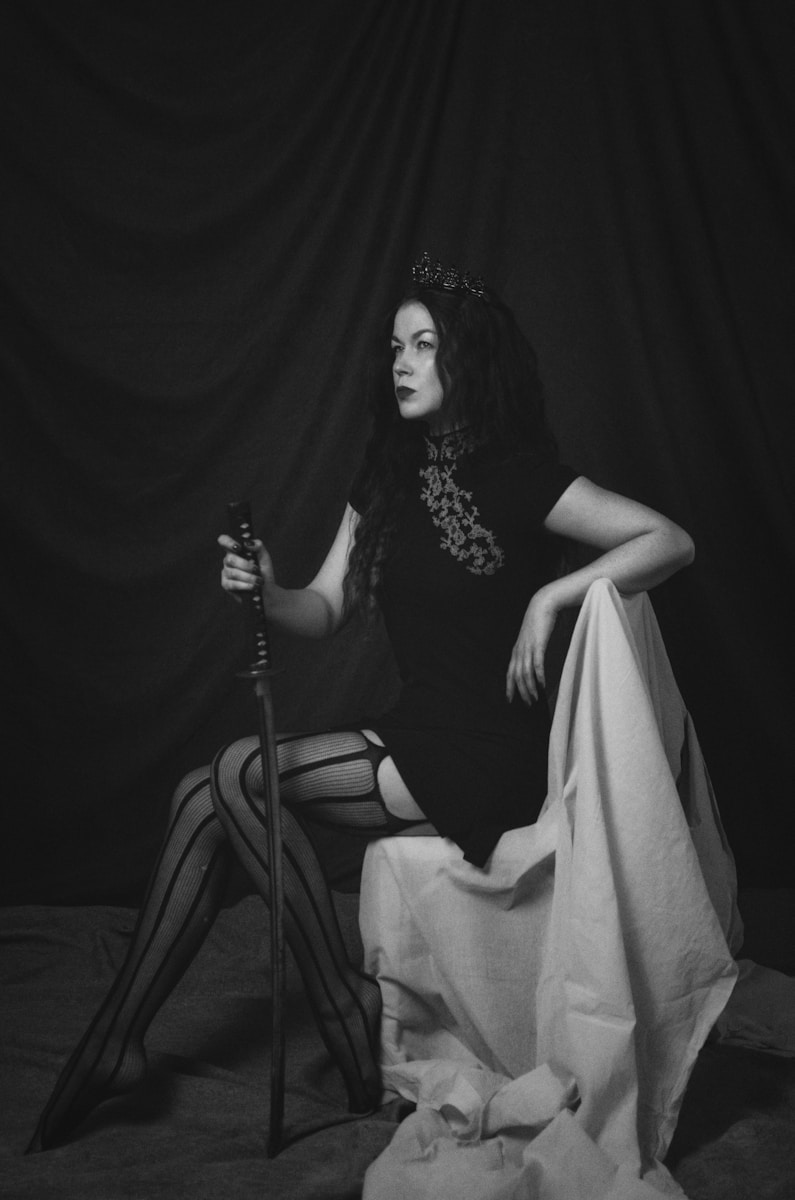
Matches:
[524,459,579,524]
[495,452,579,529]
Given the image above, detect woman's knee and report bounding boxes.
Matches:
[210,736,261,820]
[168,764,214,822]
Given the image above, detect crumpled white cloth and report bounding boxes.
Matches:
[365,1063,676,1199]
[360,580,741,1199]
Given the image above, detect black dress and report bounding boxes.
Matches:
[354,429,578,867]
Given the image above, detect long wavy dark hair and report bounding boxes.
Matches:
[343,280,558,620]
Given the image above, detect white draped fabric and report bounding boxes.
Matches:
[360,579,741,1198]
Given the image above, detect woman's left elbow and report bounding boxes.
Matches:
[674,528,695,568]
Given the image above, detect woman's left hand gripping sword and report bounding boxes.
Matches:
[227,501,286,1158]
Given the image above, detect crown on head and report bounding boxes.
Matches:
[411,251,486,299]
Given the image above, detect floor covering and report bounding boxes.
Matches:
[1,888,793,1199]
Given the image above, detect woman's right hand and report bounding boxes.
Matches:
[218,534,275,602]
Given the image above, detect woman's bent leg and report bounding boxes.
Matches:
[211,731,415,1113]
[27,768,232,1152]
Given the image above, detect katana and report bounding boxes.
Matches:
[227,500,286,1158]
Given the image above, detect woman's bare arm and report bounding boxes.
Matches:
[219,503,359,639]
[506,477,694,704]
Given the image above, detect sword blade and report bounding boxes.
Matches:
[226,500,287,1157]
[254,671,286,1159]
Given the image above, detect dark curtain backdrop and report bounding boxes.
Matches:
[1,0,792,903]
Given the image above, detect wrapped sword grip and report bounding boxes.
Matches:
[227,500,273,674]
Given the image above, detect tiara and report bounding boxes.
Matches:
[411,251,486,299]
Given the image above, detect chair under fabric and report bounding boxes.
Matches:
[359,579,741,1199]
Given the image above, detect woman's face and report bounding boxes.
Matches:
[391,302,447,431]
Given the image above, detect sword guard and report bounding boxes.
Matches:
[235,665,283,680]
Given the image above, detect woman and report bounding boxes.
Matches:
[28,254,693,1152]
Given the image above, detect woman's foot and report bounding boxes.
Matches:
[316,968,383,1114]
[26,1027,147,1153]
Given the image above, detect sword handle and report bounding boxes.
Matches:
[227,500,273,674]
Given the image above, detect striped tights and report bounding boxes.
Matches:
[27,730,412,1152]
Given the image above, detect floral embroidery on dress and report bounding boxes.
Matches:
[420,430,505,575]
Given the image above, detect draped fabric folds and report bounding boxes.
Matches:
[0,1,792,900]
[359,580,739,1198]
